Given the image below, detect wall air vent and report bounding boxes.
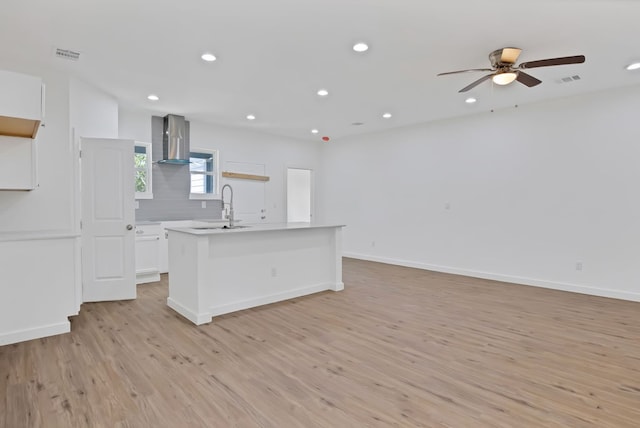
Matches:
[54,48,81,61]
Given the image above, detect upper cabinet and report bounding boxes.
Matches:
[0,70,44,139]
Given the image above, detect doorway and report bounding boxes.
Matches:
[80,138,136,302]
[287,167,313,223]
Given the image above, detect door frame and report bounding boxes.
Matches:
[286,166,314,223]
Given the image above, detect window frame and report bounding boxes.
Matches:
[134,141,153,200]
[189,148,220,200]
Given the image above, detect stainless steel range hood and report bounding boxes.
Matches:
[159,114,190,164]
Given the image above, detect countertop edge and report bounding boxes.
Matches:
[166,223,345,236]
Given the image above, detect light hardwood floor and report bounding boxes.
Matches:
[2,258,640,427]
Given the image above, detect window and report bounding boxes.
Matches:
[189,149,219,199]
[135,142,153,199]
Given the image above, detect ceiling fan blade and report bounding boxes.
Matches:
[459,74,494,93]
[516,71,542,87]
[519,55,585,69]
[437,68,493,76]
[500,47,522,64]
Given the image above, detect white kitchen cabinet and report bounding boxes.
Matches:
[0,70,44,190]
[135,223,161,284]
[0,70,44,139]
[0,136,37,190]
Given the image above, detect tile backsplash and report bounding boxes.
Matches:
[135,116,223,222]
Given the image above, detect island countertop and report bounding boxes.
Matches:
[165,222,345,236]
[165,222,345,325]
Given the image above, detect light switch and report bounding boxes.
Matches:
[201,201,206,208]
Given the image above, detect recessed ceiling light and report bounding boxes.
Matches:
[382,112,392,119]
[626,62,640,71]
[201,53,217,62]
[465,97,477,104]
[246,114,256,120]
[311,129,319,134]
[147,94,159,101]
[353,42,369,53]
[317,89,329,97]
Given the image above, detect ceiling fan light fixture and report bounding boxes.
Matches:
[492,71,518,86]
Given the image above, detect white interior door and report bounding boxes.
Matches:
[81,138,136,302]
[223,161,267,223]
[287,167,313,222]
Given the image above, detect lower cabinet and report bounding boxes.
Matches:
[135,224,161,284]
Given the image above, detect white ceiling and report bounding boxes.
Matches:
[1,0,639,142]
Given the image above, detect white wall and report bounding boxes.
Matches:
[0,70,74,234]
[70,78,119,139]
[0,66,79,344]
[119,109,324,223]
[0,69,120,345]
[320,85,640,301]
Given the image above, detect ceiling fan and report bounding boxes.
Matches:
[437,48,585,93]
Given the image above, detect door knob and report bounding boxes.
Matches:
[126,224,133,230]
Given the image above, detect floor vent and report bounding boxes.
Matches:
[55,48,81,61]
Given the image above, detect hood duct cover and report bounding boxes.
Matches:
[159,114,190,164]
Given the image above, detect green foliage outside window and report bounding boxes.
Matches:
[135,153,147,193]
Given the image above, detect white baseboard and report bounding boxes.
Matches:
[0,321,70,346]
[167,297,212,325]
[344,252,640,302]
[209,282,337,318]
[136,270,160,284]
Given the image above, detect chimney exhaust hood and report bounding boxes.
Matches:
[159,114,190,164]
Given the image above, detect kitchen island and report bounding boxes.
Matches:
[165,223,345,325]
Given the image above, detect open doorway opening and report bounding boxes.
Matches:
[286,167,313,222]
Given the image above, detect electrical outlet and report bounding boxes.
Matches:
[445,202,451,210]
[371,241,376,247]
[576,261,583,271]
[201,201,206,208]
[271,267,277,277]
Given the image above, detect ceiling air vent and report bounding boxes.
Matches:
[557,75,581,84]
[54,48,81,61]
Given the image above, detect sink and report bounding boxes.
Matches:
[191,225,250,230]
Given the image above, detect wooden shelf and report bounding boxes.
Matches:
[222,171,270,182]
[0,116,41,139]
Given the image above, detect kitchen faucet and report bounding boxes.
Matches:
[221,184,234,227]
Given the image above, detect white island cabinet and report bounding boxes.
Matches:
[166,223,345,325]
